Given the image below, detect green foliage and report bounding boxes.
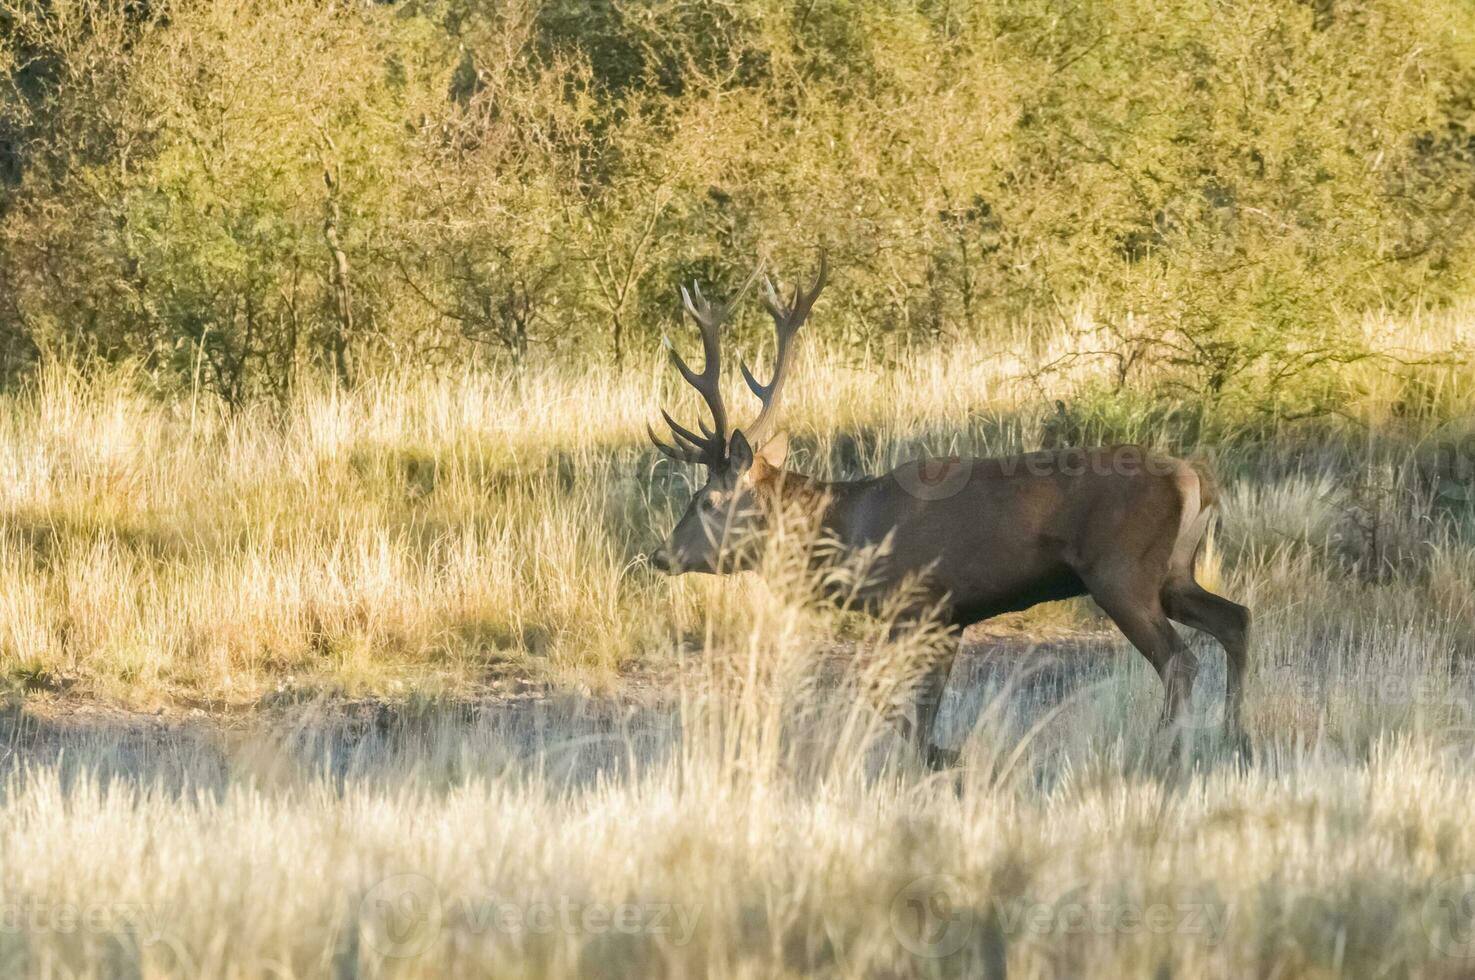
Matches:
[1,0,1472,413]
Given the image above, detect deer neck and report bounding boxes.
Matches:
[752,467,854,541]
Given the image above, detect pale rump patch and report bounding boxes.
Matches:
[1169,464,1213,576]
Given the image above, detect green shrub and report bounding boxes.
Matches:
[0,0,1471,415]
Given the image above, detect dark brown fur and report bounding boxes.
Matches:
[733,445,1251,766]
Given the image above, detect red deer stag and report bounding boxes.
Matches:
[647,256,1250,767]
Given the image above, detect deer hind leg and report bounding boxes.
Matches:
[1086,579,1198,729]
[1163,582,1251,733]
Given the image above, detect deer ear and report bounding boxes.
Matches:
[757,432,788,469]
[727,430,754,474]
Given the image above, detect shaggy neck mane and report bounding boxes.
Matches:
[753,467,842,523]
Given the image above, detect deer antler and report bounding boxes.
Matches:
[648,267,760,468]
[740,251,827,450]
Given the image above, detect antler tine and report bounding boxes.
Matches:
[652,265,763,468]
[660,408,709,454]
[741,251,828,448]
[670,284,729,457]
[647,422,704,464]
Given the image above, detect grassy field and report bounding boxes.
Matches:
[0,303,1471,977]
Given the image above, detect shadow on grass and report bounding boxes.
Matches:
[0,627,1263,810]
[0,690,681,803]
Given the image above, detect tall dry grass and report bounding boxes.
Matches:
[0,300,1466,707]
[0,586,1472,977]
[0,304,1468,975]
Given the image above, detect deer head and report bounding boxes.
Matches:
[648,255,828,574]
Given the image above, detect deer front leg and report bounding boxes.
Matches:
[893,633,961,771]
